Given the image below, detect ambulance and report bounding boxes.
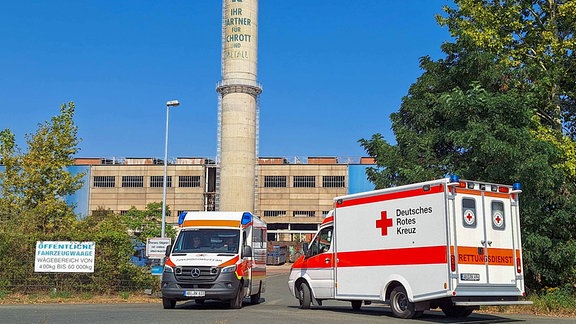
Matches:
[162,211,266,309]
[288,176,532,318]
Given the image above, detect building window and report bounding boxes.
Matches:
[122,176,144,188]
[150,176,166,188]
[264,176,287,188]
[263,210,287,217]
[322,175,345,188]
[179,175,200,188]
[293,211,316,217]
[93,176,115,188]
[293,176,315,188]
[322,210,331,217]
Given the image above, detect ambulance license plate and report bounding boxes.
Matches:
[184,290,205,297]
[460,273,480,281]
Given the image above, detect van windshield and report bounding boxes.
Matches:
[173,229,240,254]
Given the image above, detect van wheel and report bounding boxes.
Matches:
[162,298,176,309]
[229,284,244,309]
[351,300,362,311]
[441,305,474,318]
[390,286,416,319]
[250,282,262,304]
[297,282,312,309]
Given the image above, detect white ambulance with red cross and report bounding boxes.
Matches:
[288,176,531,319]
[162,211,266,309]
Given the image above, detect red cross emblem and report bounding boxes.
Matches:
[464,209,475,225]
[493,212,503,227]
[376,211,393,236]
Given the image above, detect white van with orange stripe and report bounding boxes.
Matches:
[288,176,531,319]
[162,211,266,309]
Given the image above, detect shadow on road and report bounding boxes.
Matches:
[284,304,524,323]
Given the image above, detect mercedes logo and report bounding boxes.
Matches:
[191,268,201,278]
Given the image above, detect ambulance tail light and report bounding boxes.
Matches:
[516,257,522,273]
[450,254,456,272]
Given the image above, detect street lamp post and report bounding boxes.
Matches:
[161,100,180,238]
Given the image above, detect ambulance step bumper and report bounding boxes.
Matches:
[454,300,533,306]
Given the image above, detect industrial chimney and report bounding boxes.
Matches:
[216,0,261,212]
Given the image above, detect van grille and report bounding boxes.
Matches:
[174,266,220,282]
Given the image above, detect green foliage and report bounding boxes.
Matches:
[360,1,576,290]
[123,202,177,241]
[531,285,576,312]
[0,103,157,295]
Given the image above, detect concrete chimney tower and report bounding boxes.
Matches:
[216,0,261,212]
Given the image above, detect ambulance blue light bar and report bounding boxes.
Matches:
[241,212,253,225]
[513,182,521,191]
[178,212,187,226]
[449,174,459,183]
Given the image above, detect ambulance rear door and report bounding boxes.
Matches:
[453,182,518,286]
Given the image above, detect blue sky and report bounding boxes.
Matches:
[0,1,452,161]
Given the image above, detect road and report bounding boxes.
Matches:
[1,265,573,324]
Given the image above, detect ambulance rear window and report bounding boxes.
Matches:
[491,201,506,230]
[462,198,477,228]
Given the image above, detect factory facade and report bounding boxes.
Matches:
[68,156,375,241]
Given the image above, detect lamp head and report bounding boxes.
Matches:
[166,100,180,107]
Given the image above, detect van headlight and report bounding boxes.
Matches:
[164,265,174,273]
[221,265,237,273]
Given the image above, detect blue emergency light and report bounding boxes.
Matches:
[449,174,459,183]
[241,212,253,225]
[178,212,187,225]
[513,182,522,191]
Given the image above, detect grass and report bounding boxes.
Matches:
[0,291,158,305]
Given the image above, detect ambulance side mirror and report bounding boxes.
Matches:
[302,243,309,256]
[242,245,252,258]
[165,244,172,257]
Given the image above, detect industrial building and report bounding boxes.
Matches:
[68,156,375,241]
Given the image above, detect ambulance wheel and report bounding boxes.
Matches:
[390,286,417,319]
[441,305,474,318]
[162,298,176,309]
[297,282,312,309]
[229,284,244,309]
[250,282,262,304]
[351,300,362,311]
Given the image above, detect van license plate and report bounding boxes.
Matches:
[460,273,480,281]
[185,290,205,297]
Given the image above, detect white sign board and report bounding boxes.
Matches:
[35,241,95,273]
[147,237,171,259]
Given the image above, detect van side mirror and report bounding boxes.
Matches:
[302,242,309,255]
[242,245,252,258]
[165,244,172,257]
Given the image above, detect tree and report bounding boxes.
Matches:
[0,129,22,225]
[0,102,84,234]
[438,0,576,137]
[0,103,156,294]
[123,202,177,241]
[359,1,576,289]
